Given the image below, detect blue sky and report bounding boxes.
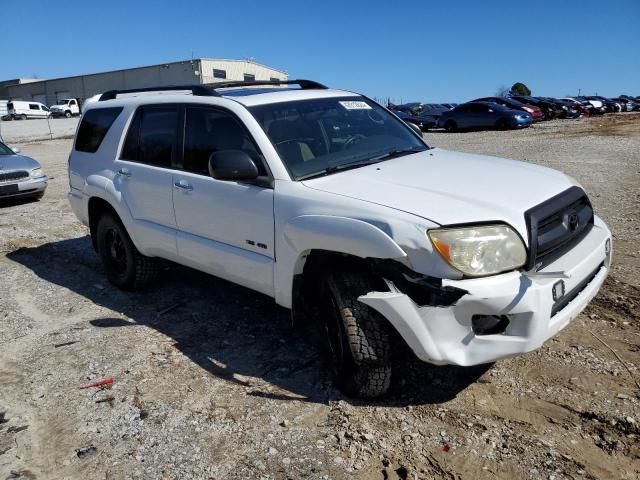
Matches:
[2,0,638,102]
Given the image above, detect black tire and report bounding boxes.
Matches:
[496,118,508,130]
[444,120,457,132]
[20,114,27,120]
[64,111,71,118]
[96,213,158,290]
[324,271,392,398]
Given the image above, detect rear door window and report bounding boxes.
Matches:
[75,107,123,153]
[121,106,178,168]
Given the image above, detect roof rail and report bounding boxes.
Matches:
[209,79,328,90]
[98,85,219,101]
[97,79,328,102]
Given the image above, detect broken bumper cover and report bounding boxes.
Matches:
[359,217,611,366]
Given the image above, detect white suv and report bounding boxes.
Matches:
[68,80,612,397]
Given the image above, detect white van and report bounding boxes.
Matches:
[7,101,51,120]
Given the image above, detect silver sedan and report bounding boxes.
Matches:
[0,141,48,201]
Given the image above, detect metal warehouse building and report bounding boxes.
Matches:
[4,58,288,106]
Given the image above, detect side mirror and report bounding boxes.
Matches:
[407,122,422,135]
[209,150,259,181]
[11,147,20,154]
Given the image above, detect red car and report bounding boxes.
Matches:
[473,97,544,122]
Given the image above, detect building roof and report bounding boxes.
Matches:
[3,58,286,88]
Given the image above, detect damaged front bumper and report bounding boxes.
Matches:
[360,218,612,366]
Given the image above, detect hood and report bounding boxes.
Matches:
[0,154,40,171]
[302,148,575,244]
[50,105,65,110]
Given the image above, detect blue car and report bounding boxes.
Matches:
[437,102,532,132]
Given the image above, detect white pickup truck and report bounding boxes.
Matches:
[49,98,80,117]
[67,80,612,397]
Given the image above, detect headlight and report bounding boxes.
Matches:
[30,168,44,177]
[428,225,526,277]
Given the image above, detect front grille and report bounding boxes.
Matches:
[525,187,594,270]
[0,170,29,183]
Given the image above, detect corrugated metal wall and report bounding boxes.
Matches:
[200,59,287,84]
[4,59,286,106]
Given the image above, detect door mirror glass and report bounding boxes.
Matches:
[11,147,20,154]
[209,150,259,181]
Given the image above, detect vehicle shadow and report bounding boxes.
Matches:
[0,195,41,208]
[7,236,491,406]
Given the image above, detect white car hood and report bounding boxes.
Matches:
[302,148,575,244]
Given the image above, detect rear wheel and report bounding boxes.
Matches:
[444,120,457,132]
[20,114,27,120]
[96,213,158,290]
[323,271,393,398]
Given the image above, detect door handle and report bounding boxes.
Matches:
[118,168,132,178]
[174,180,193,191]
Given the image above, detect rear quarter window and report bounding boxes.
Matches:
[75,107,123,153]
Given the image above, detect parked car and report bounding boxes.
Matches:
[574,96,606,115]
[438,102,532,131]
[541,98,581,119]
[392,102,425,115]
[510,96,561,120]
[393,109,439,131]
[559,97,594,115]
[49,98,81,118]
[6,101,51,120]
[0,141,48,200]
[615,97,640,111]
[67,80,611,398]
[472,96,544,122]
[586,96,621,113]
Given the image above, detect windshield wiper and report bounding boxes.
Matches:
[367,147,426,162]
[297,147,426,181]
[297,158,381,181]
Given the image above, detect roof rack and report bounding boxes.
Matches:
[99,85,219,101]
[209,79,328,90]
[97,79,327,101]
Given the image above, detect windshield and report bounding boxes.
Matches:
[57,100,69,105]
[250,97,427,180]
[0,142,14,155]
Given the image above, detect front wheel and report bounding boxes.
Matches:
[20,114,27,120]
[96,213,158,290]
[496,118,509,130]
[444,120,457,132]
[324,271,393,398]
[64,111,71,118]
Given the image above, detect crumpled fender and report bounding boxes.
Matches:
[275,215,407,308]
[283,215,406,260]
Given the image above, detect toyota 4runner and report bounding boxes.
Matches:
[68,80,612,397]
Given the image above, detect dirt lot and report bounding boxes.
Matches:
[1,114,639,480]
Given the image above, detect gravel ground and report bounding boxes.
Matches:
[1,114,639,480]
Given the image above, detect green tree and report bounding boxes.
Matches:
[510,82,531,96]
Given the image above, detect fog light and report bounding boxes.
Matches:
[472,315,510,336]
[552,280,565,302]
